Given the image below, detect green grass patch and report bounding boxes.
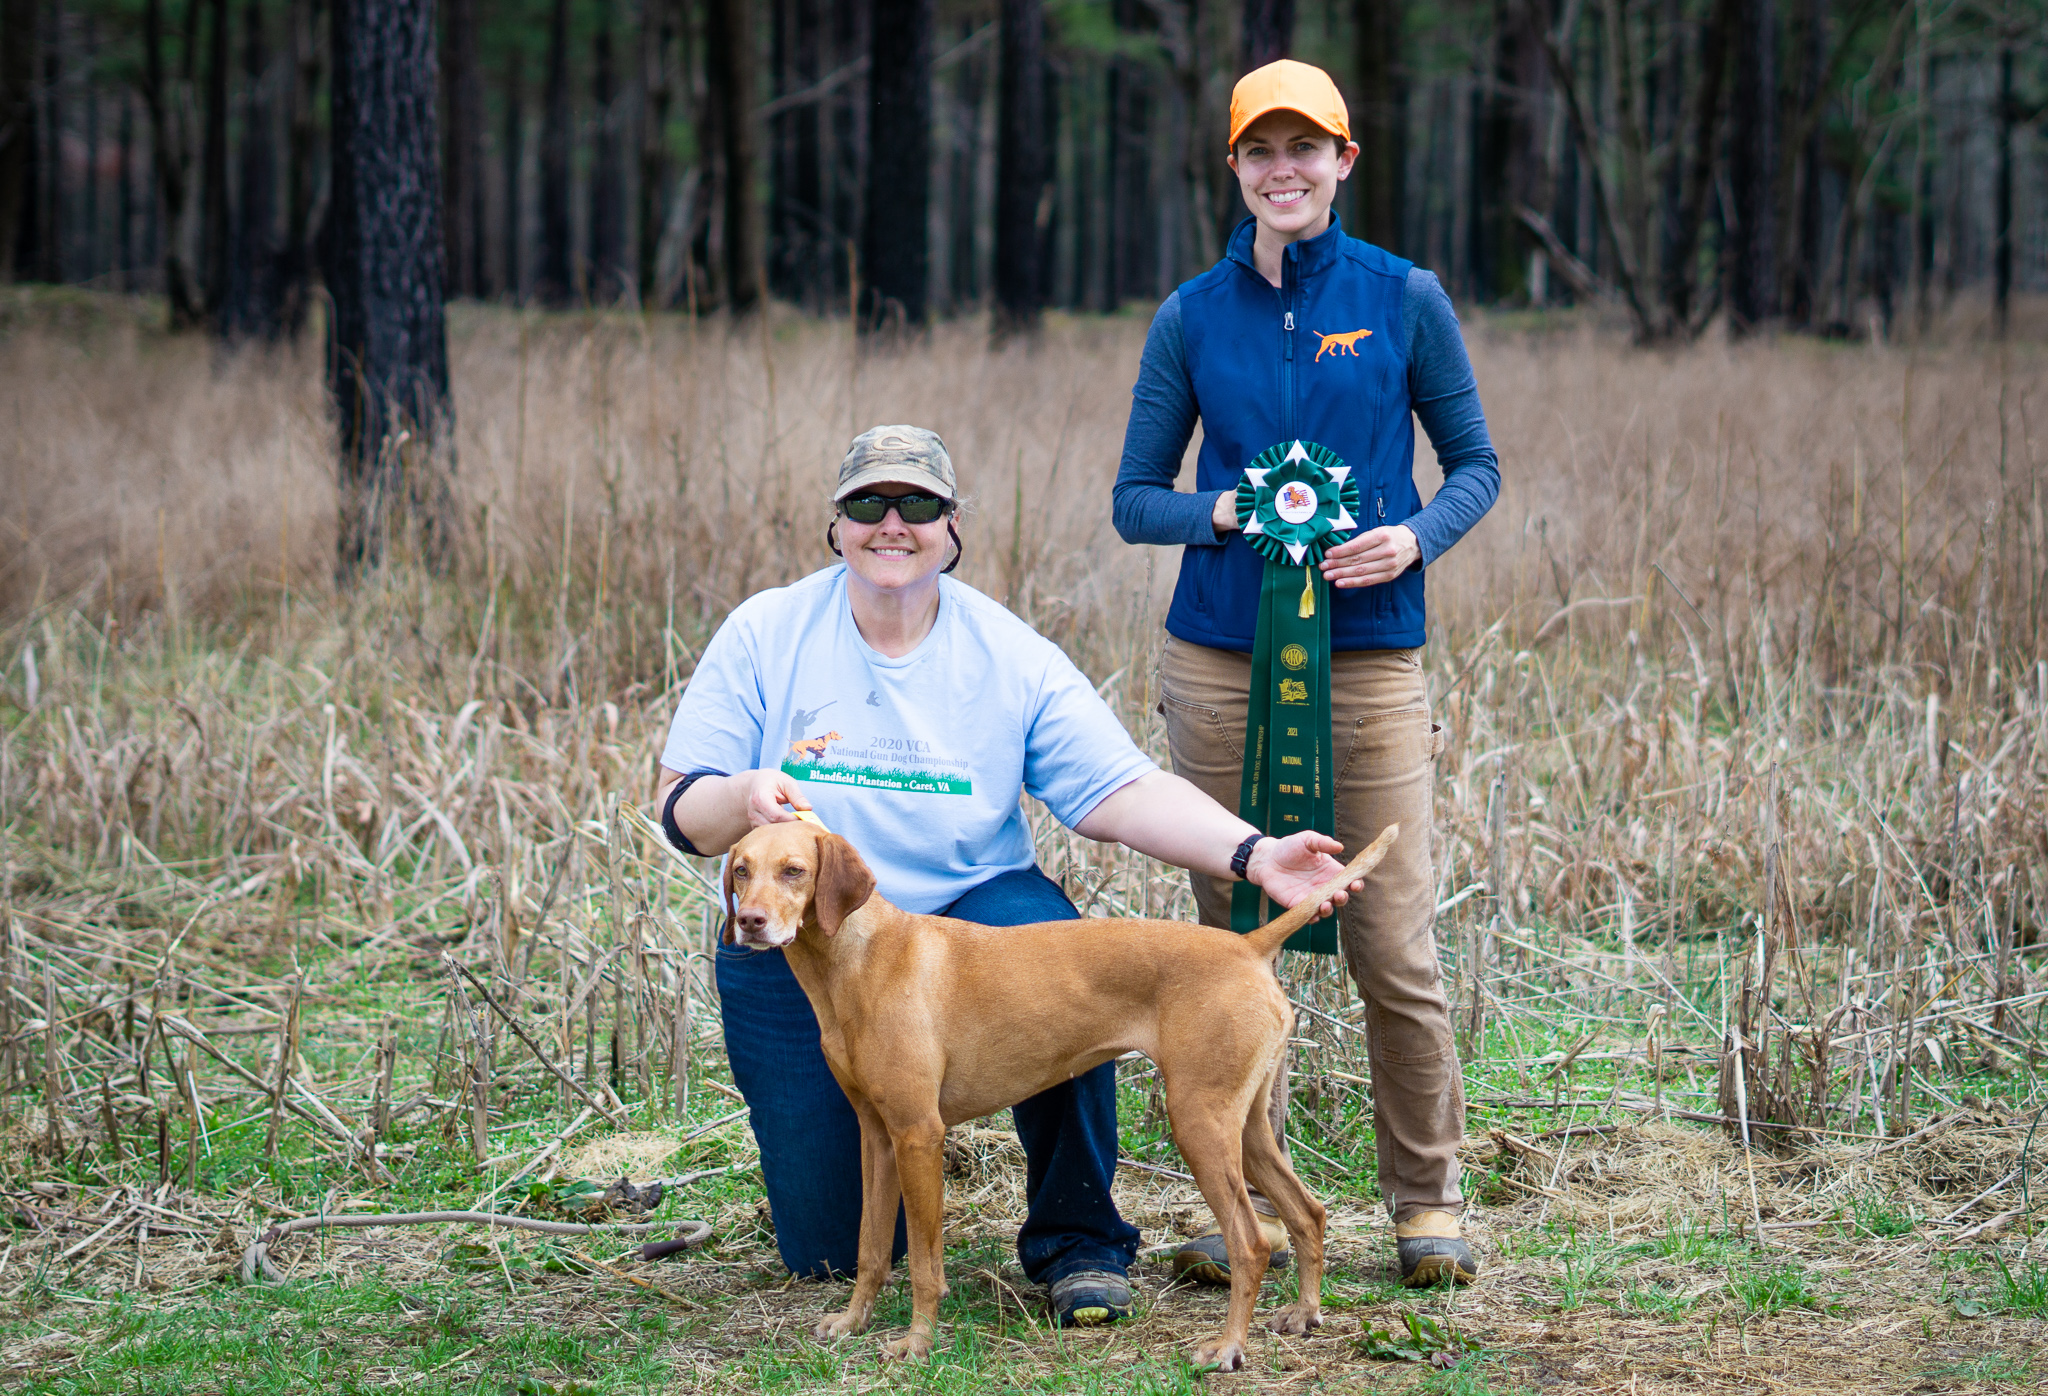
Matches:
[1915,1350,2039,1384]
[2,1277,679,1395]
[1845,1192,1917,1238]
[1617,1278,1701,1319]
[1726,1261,1830,1316]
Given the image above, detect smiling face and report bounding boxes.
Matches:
[837,484,955,594]
[1228,112,1357,243]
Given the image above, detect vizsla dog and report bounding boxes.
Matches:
[721,820,1399,1369]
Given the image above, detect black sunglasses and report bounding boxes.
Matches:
[837,491,953,526]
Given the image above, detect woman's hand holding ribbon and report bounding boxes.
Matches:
[1319,524,1419,588]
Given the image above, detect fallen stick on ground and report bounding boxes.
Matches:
[1934,1166,2020,1226]
[240,1210,713,1284]
[56,1205,142,1264]
[569,1249,701,1306]
[676,1105,749,1143]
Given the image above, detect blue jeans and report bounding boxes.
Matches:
[716,865,1140,1285]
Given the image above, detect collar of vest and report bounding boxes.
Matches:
[1224,212,1350,283]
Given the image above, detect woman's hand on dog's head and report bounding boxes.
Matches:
[743,769,815,827]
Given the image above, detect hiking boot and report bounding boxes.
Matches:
[1168,1216,1293,1286]
[1048,1268,1133,1327]
[1396,1210,1479,1287]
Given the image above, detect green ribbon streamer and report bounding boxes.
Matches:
[1228,441,1360,955]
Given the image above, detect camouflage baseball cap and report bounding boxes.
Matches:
[833,425,957,502]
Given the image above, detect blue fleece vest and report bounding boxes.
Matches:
[1167,216,1422,653]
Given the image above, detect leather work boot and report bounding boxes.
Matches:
[1396,1210,1479,1286]
[1168,1215,1292,1285]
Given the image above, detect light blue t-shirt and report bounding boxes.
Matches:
[661,566,1158,913]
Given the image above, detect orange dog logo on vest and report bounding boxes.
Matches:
[1313,327,1373,361]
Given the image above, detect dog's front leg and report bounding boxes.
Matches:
[813,1099,899,1343]
[879,1112,947,1361]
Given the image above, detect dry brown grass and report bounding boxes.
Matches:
[1,289,2045,1390]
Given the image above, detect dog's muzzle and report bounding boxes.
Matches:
[730,908,797,950]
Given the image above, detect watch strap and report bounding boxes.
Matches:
[1230,833,1265,881]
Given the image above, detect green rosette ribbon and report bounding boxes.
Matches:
[1230,440,1360,955]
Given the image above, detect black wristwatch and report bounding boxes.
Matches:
[1230,833,1268,881]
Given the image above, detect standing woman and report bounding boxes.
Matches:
[1112,60,1499,1287]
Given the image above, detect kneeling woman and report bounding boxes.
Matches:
[659,425,1361,1327]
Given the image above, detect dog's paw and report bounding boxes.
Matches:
[880,1330,934,1362]
[1266,1301,1323,1336]
[1189,1336,1247,1372]
[812,1307,870,1341]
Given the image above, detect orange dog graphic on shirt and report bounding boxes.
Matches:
[1313,327,1373,361]
[790,731,841,761]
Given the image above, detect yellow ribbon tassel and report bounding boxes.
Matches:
[1298,565,1315,619]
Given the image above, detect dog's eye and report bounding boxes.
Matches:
[732,866,749,882]
[779,864,804,880]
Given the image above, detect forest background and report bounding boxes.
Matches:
[2,2,2048,1393]
[0,0,2043,346]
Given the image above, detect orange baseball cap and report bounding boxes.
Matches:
[1228,59,1351,148]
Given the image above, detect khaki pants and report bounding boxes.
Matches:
[1157,635,1464,1222]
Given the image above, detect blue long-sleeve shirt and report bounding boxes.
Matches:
[1112,270,1500,567]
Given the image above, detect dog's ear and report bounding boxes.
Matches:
[811,832,875,937]
[719,852,738,945]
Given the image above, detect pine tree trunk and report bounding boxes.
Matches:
[83,20,99,281]
[791,0,822,308]
[993,0,1045,338]
[767,0,822,308]
[827,0,867,309]
[1107,1,1150,309]
[501,50,523,298]
[1727,0,1777,331]
[117,89,135,287]
[708,0,762,312]
[589,0,624,301]
[0,0,37,280]
[140,0,202,323]
[1654,0,1686,300]
[1240,0,1294,69]
[224,0,277,339]
[537,0,573,304]
[638,0,675,305]
[200,0,230,317]
[860,0,930,332]
[1474,0,1540,300]
[278,0,322,336]
[1352,0,1406,252]
[34,0,63,282]
[327,0,455,581]
[1662,0,1731,332]
[1992,41,2012,340]
[1787,0,1824,326]
[440,0,483,298]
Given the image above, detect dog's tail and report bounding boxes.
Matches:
[1243,825,1399,959]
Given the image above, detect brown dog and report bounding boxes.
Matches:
[721,820,1399,1369]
